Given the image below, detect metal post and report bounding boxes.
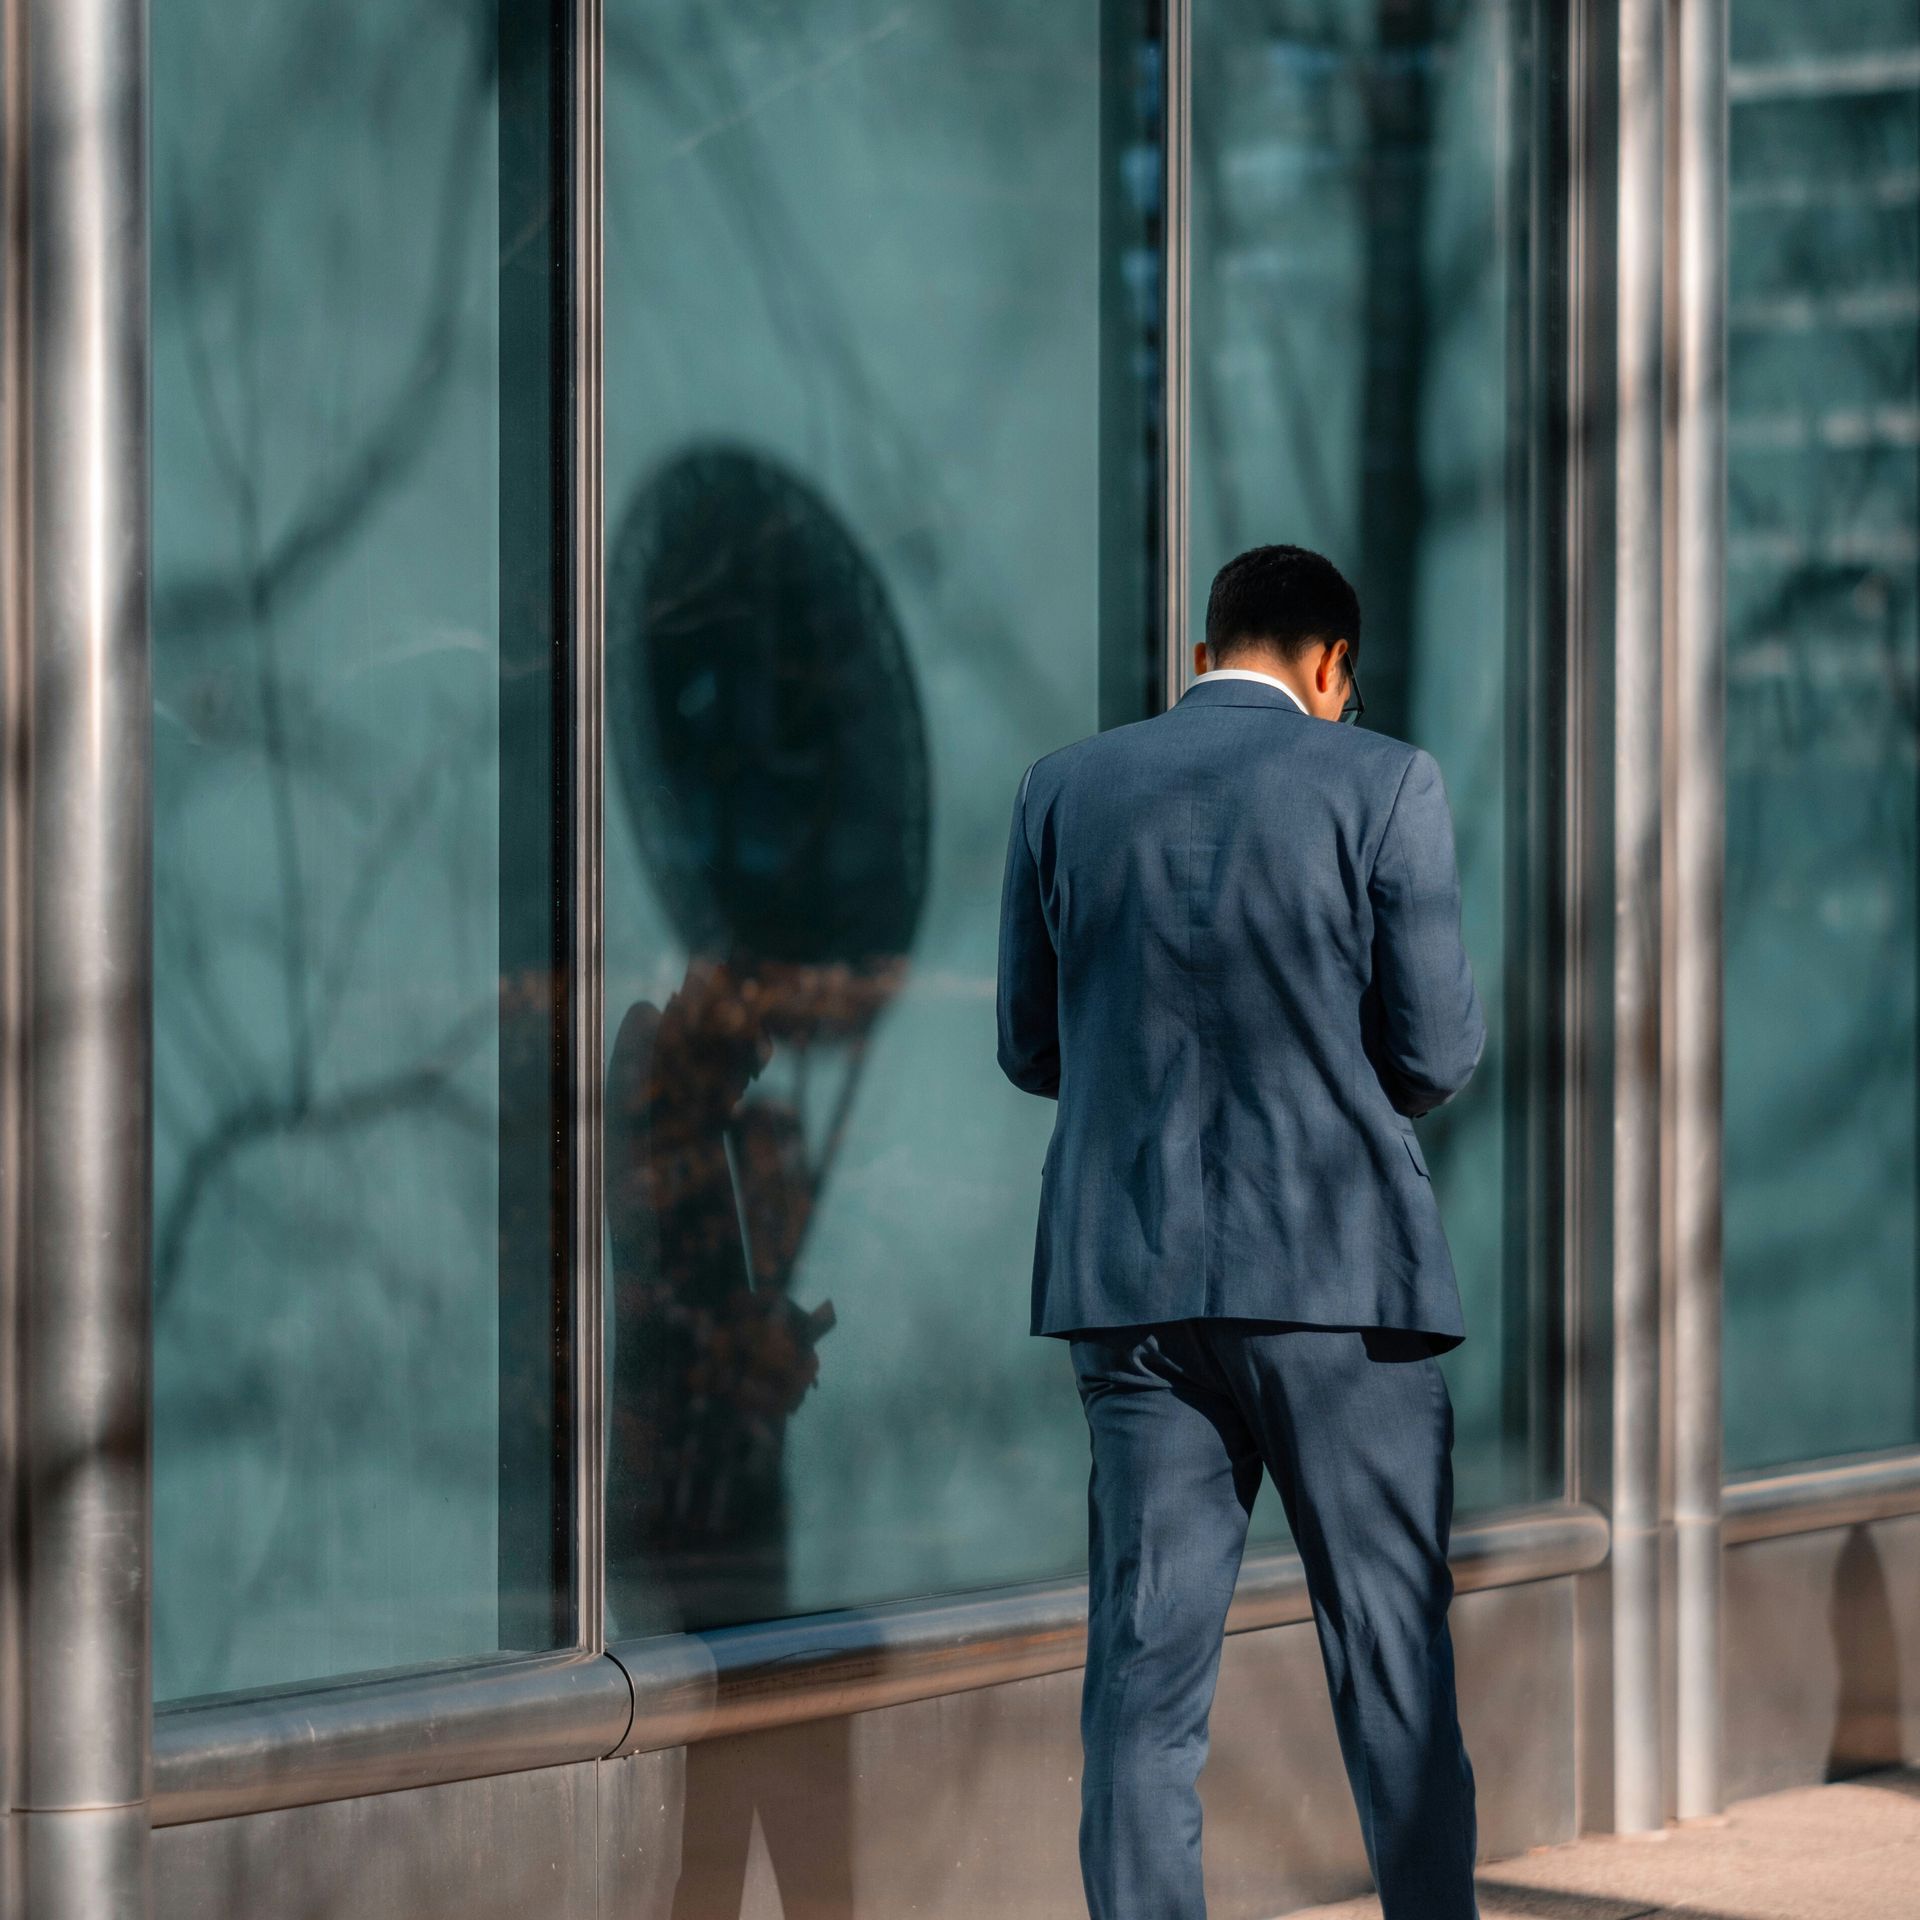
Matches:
[1612,0,1666,1840]
[0,11,22,1900]
[573,0,606,1661]
[1565,0,1620,1841]
[1670,0,1726,1825]
[1161,0,1191,704]
[3,1,154,1915]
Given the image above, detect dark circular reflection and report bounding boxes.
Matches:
[607,443,930,969]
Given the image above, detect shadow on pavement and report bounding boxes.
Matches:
[1475,1881,1739,1920]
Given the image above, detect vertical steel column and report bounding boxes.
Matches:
[0,12,22,1902]
[572,0,606,1662]
[1669,0,1726,1825]
[1612,0,1666,1840]
[1160,0,1191,705]
[4,1,153,1915]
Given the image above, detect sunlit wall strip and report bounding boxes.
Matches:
[1612,0,1667,1841]
[0,0,25,1889]
[1670,0,1727,1828]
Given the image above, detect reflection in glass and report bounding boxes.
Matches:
[606,449,927,1625]
[1190,0,1565,1519]
[1723,5,1920,1471]
[150,4,572,1699]
[604,1,1165,1635]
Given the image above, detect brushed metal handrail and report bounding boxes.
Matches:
[154,1498,1609,1823]
[1724,1447,1920,1546]
[606,1499,1612,1758]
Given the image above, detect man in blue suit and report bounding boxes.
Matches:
[997,545,1486,1920]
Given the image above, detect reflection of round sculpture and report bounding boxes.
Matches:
[608,445,930,968]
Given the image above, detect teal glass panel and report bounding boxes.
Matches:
[1723,6,1920,1472]
[151,5,573,1700]
[1188,0,1566,1523]
[603,1,1165,1635]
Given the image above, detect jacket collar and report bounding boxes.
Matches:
[1174,677,1313,715]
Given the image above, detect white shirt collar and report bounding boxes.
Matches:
[1190,666,1311,716]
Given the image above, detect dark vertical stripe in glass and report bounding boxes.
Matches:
[1497,0,1570,1506]
[497,0,578,1654]
[1100,0,1170,729]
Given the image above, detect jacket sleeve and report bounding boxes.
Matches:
[996,763,1061,1099]
[1367,748,1486,1118]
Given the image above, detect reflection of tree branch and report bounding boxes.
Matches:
[154,883,272,1106]
[308,710,493,1059]
[254,473,317,1098]
[663,6,914,159]
[1188,4,1498,608]
[607,13,922,521]
[1190,11,1352,554]
[154,1003,497,1311]
[152,13,506,1375]
[155,26,493,645]
[604,9,1048,720]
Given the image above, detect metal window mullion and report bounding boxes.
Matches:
[1161,0,1191,706]
[1670,0,1726,1826]
[572,0,609,1667]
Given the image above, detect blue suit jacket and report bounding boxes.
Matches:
[996,677,1486,1345]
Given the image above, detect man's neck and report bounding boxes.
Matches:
[1198,659,1312,716]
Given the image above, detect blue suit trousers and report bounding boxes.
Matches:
[1069,1319,1479,1920]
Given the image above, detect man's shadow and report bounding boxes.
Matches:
[606,966,855,1920]
[1826,1522,1906,1781]
[668,1719,857,1920]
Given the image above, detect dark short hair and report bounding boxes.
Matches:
[1205,545,1361,669]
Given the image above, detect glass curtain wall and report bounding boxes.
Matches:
[601,0,1166,1636]
[148,0,1570,1682]
[1187,0,1565,1518]
[1723,4,1920,1472]
[150,3,575,1700]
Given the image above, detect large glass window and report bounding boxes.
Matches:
[602,0,1165,1636]
[1188,0,1565,1518]
[151,4,574,1700]
[1723,5,1920,1472]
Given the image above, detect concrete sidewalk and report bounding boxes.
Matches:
[1290,1769,1919,1919]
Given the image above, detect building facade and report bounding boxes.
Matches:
[2,1,1917,1915]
